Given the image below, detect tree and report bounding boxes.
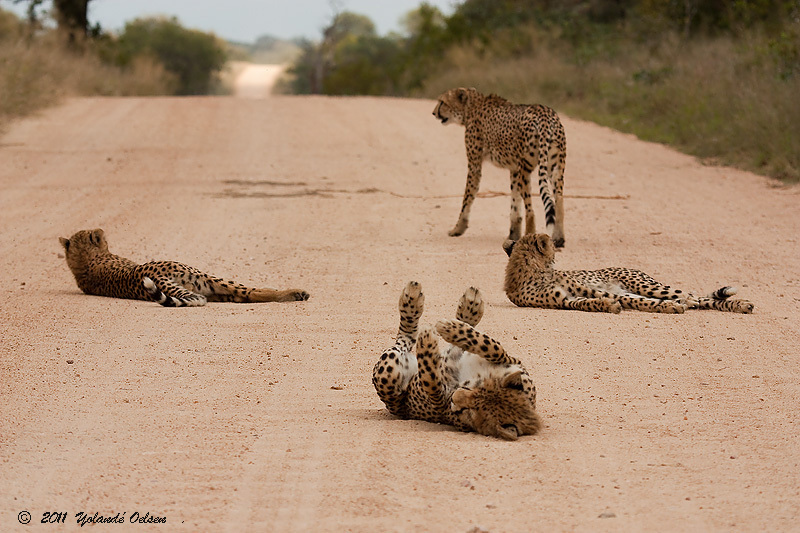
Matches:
[289,11,384,94]
[114,17,227,95]
[10,0,99,43]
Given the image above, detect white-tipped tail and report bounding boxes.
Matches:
[709,286,737,300]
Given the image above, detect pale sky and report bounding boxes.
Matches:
[6,0,458,43]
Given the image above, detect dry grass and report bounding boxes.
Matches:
[418,27,800,183]
[0,13,174,131]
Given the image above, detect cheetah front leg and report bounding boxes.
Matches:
[450,159,482,237]
[372,282,426,416]
[558,295,622,314]
[398,281,425,338]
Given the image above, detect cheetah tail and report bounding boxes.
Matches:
[708,286,737,300]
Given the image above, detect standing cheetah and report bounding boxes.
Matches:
[433,87,566,246]
[503,233,754,314]
[372,281,540,440]
[60,228,309,307]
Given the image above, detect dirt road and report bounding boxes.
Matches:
[1,95,798,532]
[232,63,285,98]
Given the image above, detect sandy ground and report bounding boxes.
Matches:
[0,91,798,532]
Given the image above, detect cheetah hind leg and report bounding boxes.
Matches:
[456,286,484,326]
[435,320,519,366]
[198,275,309,303]
[608,271,687,313]
[240,287,310,302]
[690,287,754,314]
[415,327,447,407]
[143,277,207,307]
[612,293,687,314]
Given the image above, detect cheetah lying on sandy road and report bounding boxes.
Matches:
[60,228,309,307]
[503,233,754,314]
[373,281,540,440]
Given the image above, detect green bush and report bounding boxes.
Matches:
[285,0,800,182]
[417,25,800,182]
[111,16,227,95]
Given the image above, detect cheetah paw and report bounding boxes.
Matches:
[292,290,310,301]
[399,281,425,316]
[448,220,468,237]
[658,301,686,314]
[456,287,484,326]
[603,299,622,314]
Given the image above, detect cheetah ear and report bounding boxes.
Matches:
[457,88,469,103]
[452,388,476,409]
[502,370,524,391]
[59,237,70,252]
[534,234,551,255]
[497,424,519,441]
[502,239,516,257]
[89,228,105,245]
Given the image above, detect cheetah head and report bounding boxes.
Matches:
[451,371,540,441]
[432,87,476,126]
[505,233,556,268]
[60,228,109,272]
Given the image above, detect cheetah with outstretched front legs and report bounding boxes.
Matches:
[503,233,754,314]
[372,281,540,440]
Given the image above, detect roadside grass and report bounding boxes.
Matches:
[418,27,800,183]
[0,12,174,132]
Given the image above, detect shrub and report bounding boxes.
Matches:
[111,16,227,95]
[0,8,173,129]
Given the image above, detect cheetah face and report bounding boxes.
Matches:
[432,88,470,126]
[451,372,539,441]
[432,100,457,125]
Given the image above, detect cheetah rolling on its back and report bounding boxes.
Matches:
[433,87,566,246]
[503,233,754,314]
[372,281,540,440]
[60,229,309,307]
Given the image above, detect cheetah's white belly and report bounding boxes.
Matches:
[455,351,522,388]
